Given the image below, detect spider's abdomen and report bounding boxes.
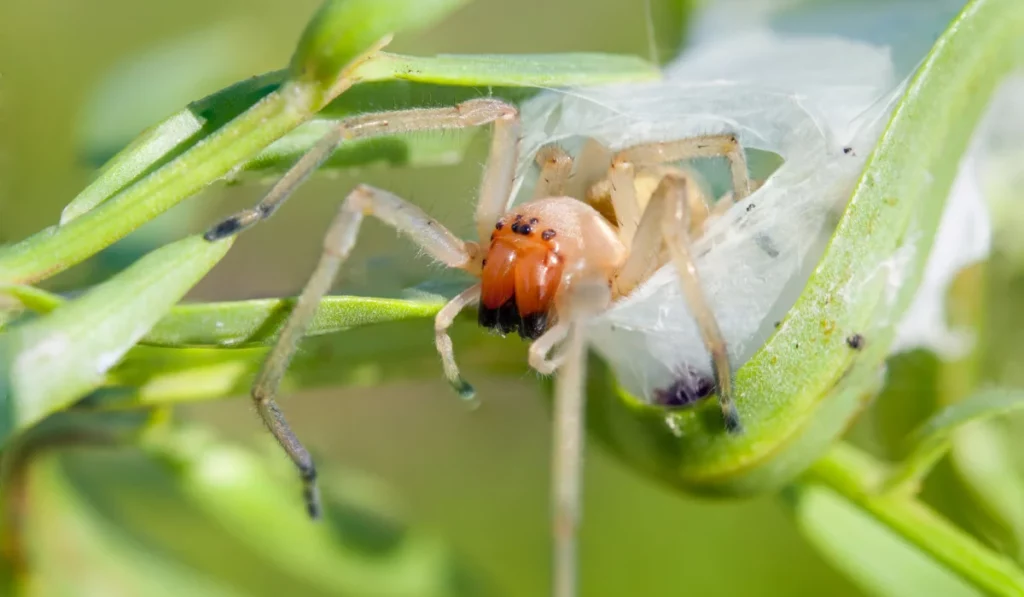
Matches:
[478,197,625,340]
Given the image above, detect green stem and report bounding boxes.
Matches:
[0,80,319,285]
[810,443,1024,596]
[881,440,950,496]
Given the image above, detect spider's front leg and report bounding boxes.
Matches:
[202,99,520,517]
[246,185,478,518]
[545,274,612,597]
[204,99,519,242]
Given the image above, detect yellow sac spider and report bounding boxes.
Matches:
[204,97,756,597]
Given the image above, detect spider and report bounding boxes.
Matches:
[204,97,753,597]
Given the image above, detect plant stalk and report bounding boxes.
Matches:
[809,443,1024,596]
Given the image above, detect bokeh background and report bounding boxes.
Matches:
[3,1,1017,596]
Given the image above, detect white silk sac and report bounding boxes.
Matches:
[510,32,903,401]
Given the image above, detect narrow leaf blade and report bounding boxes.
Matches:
[289,0,471,85]
[356,52,660,86]
[144,295,446,347]
[787,482,980,597]
[0,235,232,445]
[911,388,1024,450]
[586,0,1024,496]
[21,456,243,597]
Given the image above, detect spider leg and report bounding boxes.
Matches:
[249,184,475,518]
[612,164,712,296]
[612,179,667,297]
[472,102,520,244]
[528,320,570,374]
[532,144,574,199]
[204,99,519,242]
[603,133,751,247]
[606,159,642,247]
[435,284,482,401]
[613,133,751,201]
[655,173,742,432]
[548,275,611,597]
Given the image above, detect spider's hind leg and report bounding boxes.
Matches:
[655,173,742,432]
[610,165,742,432]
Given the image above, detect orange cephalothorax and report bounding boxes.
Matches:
[479,213,565,339]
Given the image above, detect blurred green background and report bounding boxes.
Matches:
[3,0,1015,596]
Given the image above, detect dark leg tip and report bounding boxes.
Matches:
[303,484,323,520]
[450,377,479,410]
[204,217,243,241]
[454,378,476,402]
[300,465,322,520]
[722,404,743,435]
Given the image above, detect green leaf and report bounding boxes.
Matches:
[0,54,656,286]
[144,295,447,347]
[949,419,1024,564]
[353,52,659,86]
[0,0,659,287]
[240,115,480,174]
[585,0,1024,496]
[0,285,62,332]
[0,73,314,285]
[18,456,244,597]
[289,0,471,86]
[96,317,525,409]
[77,21,282,168]
[0,284,449,347]
[75,53,657,188]
[885,388,1024,493]
[0,285,502,410]
[805,443,1024,596]
[60,70,288,226]
[786,482,979,597]
[0,285,62,317]
[128,424,489,597]
[910,389,1024,448]
[0,1,464,285]
[6,413,490,597]
[0,235,232,446]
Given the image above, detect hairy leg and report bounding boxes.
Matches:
[655,173,742,432]
[248,185,474,518]
[614,133,751,201]
[548,276,611,597]
[532,144,574,199]
[528,320,570,374]
[204,99,519,243]
[604,133,751,247]
[434,284,482,400]
[612,166,711,297]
